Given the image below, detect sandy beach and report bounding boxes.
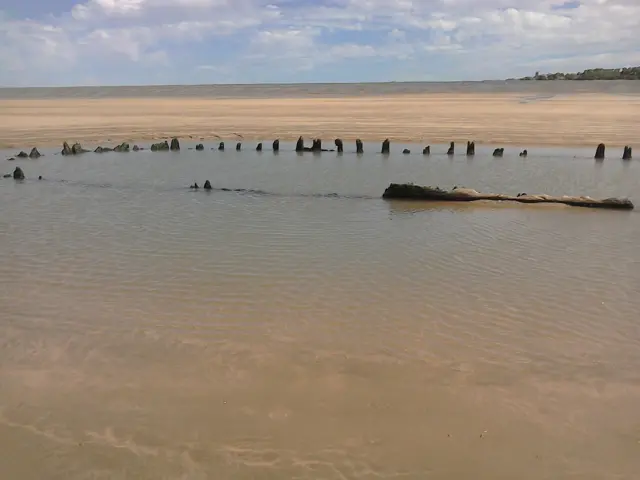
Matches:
[1,93,639,149]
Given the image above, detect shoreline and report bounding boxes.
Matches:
[1,93,639,149]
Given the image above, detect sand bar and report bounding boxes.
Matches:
[1,93,639,149]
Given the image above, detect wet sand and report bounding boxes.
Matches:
[1,93,639,149]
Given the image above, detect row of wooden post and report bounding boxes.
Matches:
[206,139,632,160]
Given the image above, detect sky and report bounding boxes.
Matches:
[1,0,639,86]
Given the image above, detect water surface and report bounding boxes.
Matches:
[2,80,640,99]
[1,143,639,479]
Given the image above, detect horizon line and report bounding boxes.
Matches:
[0,78,523,90]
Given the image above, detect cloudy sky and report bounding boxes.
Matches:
[1,0,639,86]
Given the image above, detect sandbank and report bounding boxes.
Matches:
[1,93,638,149]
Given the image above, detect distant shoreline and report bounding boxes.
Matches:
[519,67,640,82]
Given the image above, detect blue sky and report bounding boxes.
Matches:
[1,0,639,86]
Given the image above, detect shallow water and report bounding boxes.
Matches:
[1,143,640,479]
[2,80,640,99]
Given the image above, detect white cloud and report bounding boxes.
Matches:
[0,0,639,85]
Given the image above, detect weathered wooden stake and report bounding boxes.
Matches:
[447,142,454,155]
[466,141,475,156]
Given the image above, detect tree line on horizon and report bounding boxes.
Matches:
[519,66,640,80]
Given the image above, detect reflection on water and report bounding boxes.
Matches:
[1,143,640,479]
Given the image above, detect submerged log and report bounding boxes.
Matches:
[381,183,634,211]
[218,142,225,151]
[493,148,504,157]
[402,149,411,154]
[272,139,280,152]
[623,146,632,160]
[356,139,363,154]
[447,142,455,155]
[595,143,605,159]
[519,150,528,157]
[381,139,390,154]
[423,146,431,155]
[256,142,263,152]
[466,141,475,156]
[335,138,343,153]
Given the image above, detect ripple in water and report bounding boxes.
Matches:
[1,143,640,479]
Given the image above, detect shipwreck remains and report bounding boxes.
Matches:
[62,141,89,155]
[381,183,633,211]
[447,142,455,155]
[13,167,25,180]
[466,141,475,156]
[151,141,169,151]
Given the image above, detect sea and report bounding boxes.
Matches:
[1,113,640,478]
[2,79,640,99]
